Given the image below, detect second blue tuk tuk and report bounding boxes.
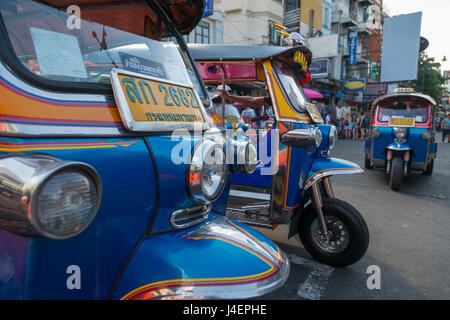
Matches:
[365,88,438,190]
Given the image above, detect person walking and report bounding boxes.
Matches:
[352,113,360,140]
[344,114,352,140]
[325,111,333,124]
[442,114,450,143]
[360,113,368,140]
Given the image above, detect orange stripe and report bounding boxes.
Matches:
[0,82,121,126]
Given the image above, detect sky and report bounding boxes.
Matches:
[383,0,450,72]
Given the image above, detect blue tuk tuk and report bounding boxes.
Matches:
[364,88,438,190]
[190,44,369,267]
[0,0,289,299]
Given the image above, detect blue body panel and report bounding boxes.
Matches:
[386,141,412,150]
[229,124,360,209]
[0,137,155,299]
[368,126,431,165]
[0,134,288,299]
[113,214,286,300]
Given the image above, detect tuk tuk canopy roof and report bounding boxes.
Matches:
[372,93,437,107]
[188,44,312,63]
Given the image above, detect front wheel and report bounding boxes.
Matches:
[364,153,373,169]
[298,198,369,267]
[389,156,403,190]
[424,159,434,175]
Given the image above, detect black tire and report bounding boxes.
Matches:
[298,198,369,267]
[364,153,373,169]
[389,157,403,190]
[424,159,434,175]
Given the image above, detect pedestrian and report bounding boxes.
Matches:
[352,113,360,140]
[325,111,332,124]
[338,117,345,137]
[360,113,368,140]
[442,114,450,143]
[344,114,352,140]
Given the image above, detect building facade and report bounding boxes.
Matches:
[302,0,389,115]
[185,3,225,45]
[213,0,284,46]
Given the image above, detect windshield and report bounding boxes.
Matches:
[0,0,205,99]
[377,101,430,124]
[214,104,241,120]
[272,59,308,113]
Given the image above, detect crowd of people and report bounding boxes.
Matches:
[318,102,370,140]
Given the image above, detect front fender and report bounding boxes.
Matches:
[113,214,289,300]
[386,142,412,151]
[303,157,363,190]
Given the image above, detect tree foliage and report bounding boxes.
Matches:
[414,53,445,103]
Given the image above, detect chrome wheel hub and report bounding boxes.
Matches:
[311,216,350,253]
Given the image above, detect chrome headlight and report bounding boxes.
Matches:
[228,140,258,174]
[421,130,432,140]
[394,127,407,139]
[188,140,228,204]
[281,127,322,148]
[328,125,338,151]
[0,155,102,239]
[372,129,381,138]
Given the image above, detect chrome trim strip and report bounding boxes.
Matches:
[304,168,364,190]
[170,205,211,229]
[229,189,271,200]
[385,146,411,151]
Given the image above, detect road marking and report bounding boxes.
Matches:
[287,253,334,300]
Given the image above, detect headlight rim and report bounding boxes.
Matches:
[23,160,102,240]
[187,139,228,205]
[394,127,407,139]
[328,125,337,151]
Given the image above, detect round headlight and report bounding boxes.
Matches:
[34,169,100,239]
[244,143,258,174]
[230,140,258,174]
[188,140,228,203]
[395,127,407,139]
[328,125,337,151]
[372,129,381,138]
[314,127,323,147]
[421,130,432,140]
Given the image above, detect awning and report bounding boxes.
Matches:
[303,88,323,99]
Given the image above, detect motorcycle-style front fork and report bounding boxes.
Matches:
[311,177,334,241]
[386,149,410,176]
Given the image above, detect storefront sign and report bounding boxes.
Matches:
[349,32,358,65]
[204,0,214,17]
[343,78,366,92]
[363,83,387,103]
[309,59,329,78]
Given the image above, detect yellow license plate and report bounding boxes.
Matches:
[117,73,204,123]
[389,117,415,127]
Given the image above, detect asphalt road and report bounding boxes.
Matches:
[255,133,450,300]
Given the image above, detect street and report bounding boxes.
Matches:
[256,134,450,300]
